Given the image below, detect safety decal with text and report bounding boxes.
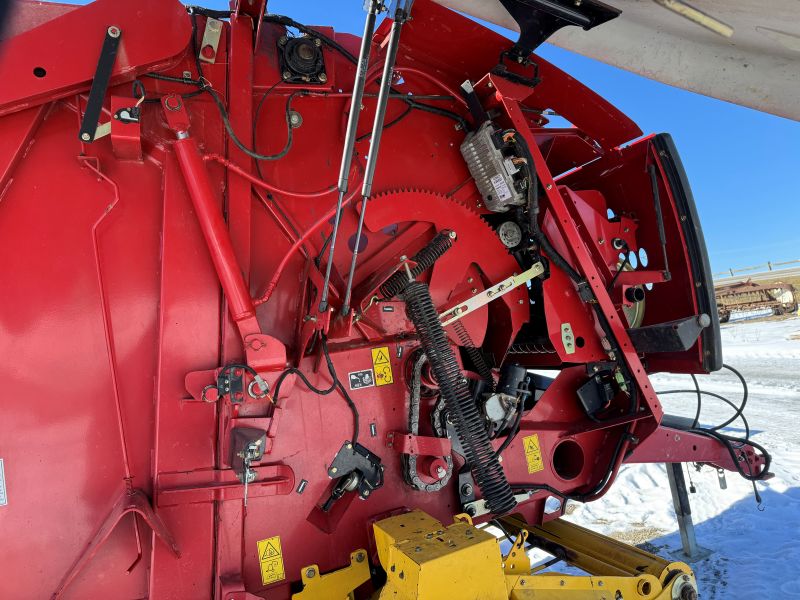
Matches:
[522,434,544,474]
[348,369,375,390]
[257,536,286,586]
[371,346,394,386]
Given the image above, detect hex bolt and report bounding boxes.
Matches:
[305,568,316,578]
[81,133,91,141]
[319,73,328,83]
[314,37,322,47]
[108,26,121,38]
[461,483,473,496]
[355,552,365,563]
[282,70,292,80]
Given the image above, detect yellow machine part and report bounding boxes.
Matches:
[291,510,698,600]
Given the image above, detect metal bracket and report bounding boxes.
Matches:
[463,491,533,518]
[561,322,576,354]
[321,441,384,512]
[386,431,451,456]
[497,0,620,58]
[198,17,223,63]
[440,261,544,326]
[502,528,531,575]
[79,25,122,142]
[293,550,371,600]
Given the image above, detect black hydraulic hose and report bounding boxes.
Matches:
[403,281,517,514]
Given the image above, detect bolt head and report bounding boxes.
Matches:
[305,568,316,578]
[81,133,91,141]
[319,73,328,83]
[108,26,120,38]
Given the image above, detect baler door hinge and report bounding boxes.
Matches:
[78,25,122,142]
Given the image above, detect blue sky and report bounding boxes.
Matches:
[52,0,800,272]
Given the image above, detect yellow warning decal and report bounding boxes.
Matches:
[522,434,544,474]
[371,346,394,386]
[257,536,286,586]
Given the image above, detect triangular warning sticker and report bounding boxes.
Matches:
[525,438,537,452]
[374,350,389,364]
[261,541,281,560]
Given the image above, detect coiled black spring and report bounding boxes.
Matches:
[403,281,516,515]
[452,320,494,391]
[380,230,454,299]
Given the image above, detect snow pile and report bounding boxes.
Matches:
[563,317,800,598]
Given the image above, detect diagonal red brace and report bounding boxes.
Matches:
[52,488,179,599]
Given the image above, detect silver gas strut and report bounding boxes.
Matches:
[319,0,384,313]
[340,0,414,316]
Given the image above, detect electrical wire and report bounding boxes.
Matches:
[658,364,750,437]
[253,80,299,163]
[607,245,630,291]
[268,334,360,444]
[656,363,769,505]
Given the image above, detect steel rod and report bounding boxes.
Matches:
[319,0,381,312]
[341,1,413,315]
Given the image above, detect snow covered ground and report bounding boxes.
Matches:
[559,316,800,598]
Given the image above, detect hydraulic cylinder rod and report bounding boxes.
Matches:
[319,0,382,313]
[341,0,414,315]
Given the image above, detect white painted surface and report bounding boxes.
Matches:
[436,0,800,121]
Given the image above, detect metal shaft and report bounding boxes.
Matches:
[319,0,381,313]
[341,2,412,315]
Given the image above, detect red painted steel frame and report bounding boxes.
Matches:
[0,1,768,598]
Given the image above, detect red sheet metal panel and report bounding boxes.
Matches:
[0,1,766,598]
[0,0,191,117]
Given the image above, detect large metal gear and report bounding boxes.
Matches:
[361,188,530,357]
